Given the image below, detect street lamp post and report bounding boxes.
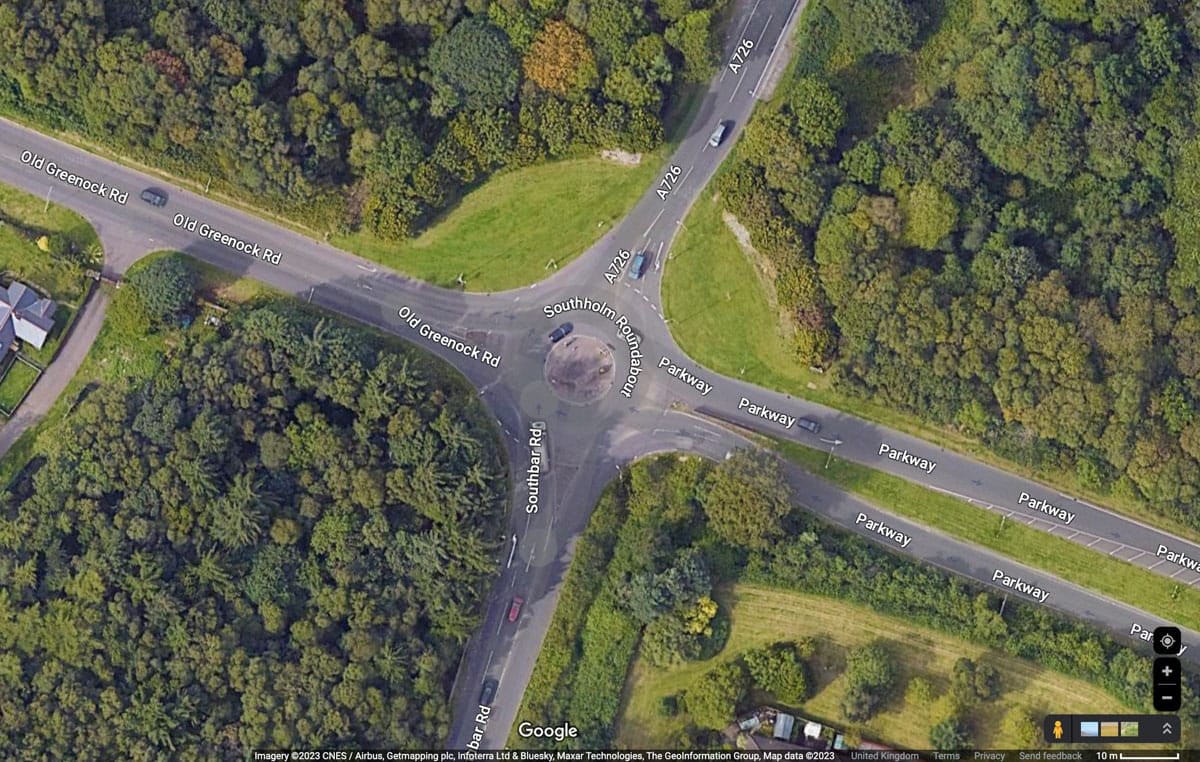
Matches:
[820,436,844,469]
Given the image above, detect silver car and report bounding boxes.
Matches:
[708,122,728,147]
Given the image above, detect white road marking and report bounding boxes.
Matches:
[732,13,774,103]
[738,0,765,42]
[644,208,665,237]
[681,165,695,186]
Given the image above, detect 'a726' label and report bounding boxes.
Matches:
[656,165,682,200]
[728,39,754,74]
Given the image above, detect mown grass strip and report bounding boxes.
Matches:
[772,438,1200,632]
[335,154,662,292]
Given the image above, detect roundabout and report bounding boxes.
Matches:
[544,333,615,405]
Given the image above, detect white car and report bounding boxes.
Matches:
[708,122,728,147]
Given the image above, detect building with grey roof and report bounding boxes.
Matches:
[0,281,56,358]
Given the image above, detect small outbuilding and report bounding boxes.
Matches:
[773,713,795,741]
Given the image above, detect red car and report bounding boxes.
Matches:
[508,597,525,622]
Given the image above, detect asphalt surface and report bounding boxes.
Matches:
[1,0,1198,746]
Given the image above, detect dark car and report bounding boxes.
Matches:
[508,596,525,622]
[627,252,648,280]
[139,188,168,207]
[479,678,498,707]
[797,417,821,435]
[549,322,574,343]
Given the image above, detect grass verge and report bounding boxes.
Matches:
[663,190,828,392]
[334,155,661,291]
[773,438,1200,632]
[0,360,40,413]
[0,184,97,303]
[616,584,1129,749]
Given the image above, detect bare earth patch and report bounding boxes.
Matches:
[721,211,796,340]
[600,149,642,166]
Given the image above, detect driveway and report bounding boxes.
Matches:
[0,284,110,458]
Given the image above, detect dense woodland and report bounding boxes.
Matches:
[0,0,723,237]
[515,453,1198,748]
[721,0,1200,528]
[0,301,507,756]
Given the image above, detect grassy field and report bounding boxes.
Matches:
[616,584,1130,749]
[0,360,40,413]
[773,439,1200,632]
[335,155,662,292]
[663,190,828,392]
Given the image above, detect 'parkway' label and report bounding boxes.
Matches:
[992,568,1050,602]
[1017,491,1076,525]
[737,397,795,429]
[658,355,712,396]
[878,443,937,474]
[855,511,913,548]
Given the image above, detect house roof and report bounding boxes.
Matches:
[0,281,56,349]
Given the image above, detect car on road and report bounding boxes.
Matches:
[708,121,729,147]
[627,251,648,280]
[548,322,573,343]
[508,596,524,622]
[797,417,821,434]
[479,678,498,706]
[139,188,168,207]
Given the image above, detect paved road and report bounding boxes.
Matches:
[0,0,1197,746]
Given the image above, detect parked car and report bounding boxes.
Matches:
[708,121,729,147]
[549,322,574,343]
[508,596,525,622]
[139,188,168,207]
[479,678,498,706]
[627,251,648,280]
[797,417,821,434]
